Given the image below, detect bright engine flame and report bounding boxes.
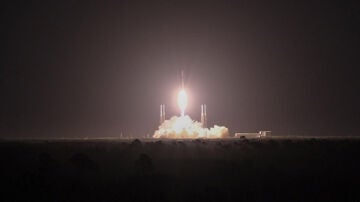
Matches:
[177,89,188,116]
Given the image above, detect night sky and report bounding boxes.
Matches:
[1,0,360,137]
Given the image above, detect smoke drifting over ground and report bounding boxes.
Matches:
[153,115,229,138]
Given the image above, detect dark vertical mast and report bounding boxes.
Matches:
[181,70,184,89]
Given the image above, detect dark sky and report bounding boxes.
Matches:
[1,0,360,137]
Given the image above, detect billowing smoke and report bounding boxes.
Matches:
[153,115,229,138]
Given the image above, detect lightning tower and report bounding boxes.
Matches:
[160,104,165,124]
[201,104,207,128]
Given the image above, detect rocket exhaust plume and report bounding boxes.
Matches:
[177,70,187,116]
[153,115,229,138]
[177,89,187,116]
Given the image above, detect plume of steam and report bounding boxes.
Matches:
[153,115,229,138]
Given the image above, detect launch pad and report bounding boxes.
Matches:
[153,71,229,139]
[153,71,269,139]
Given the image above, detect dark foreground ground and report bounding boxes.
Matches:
[1,137,360,202]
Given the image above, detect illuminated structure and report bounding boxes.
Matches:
[201,104,207,128]
[234,131,271,138]
[160,104,165,124]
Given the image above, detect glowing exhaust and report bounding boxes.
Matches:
[177,88,188,116]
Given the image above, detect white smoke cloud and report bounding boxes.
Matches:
[153,115,229,138]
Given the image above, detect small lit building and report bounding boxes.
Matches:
[234,133,260,138]
[259,131,271,137]
[235,131,271,138]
